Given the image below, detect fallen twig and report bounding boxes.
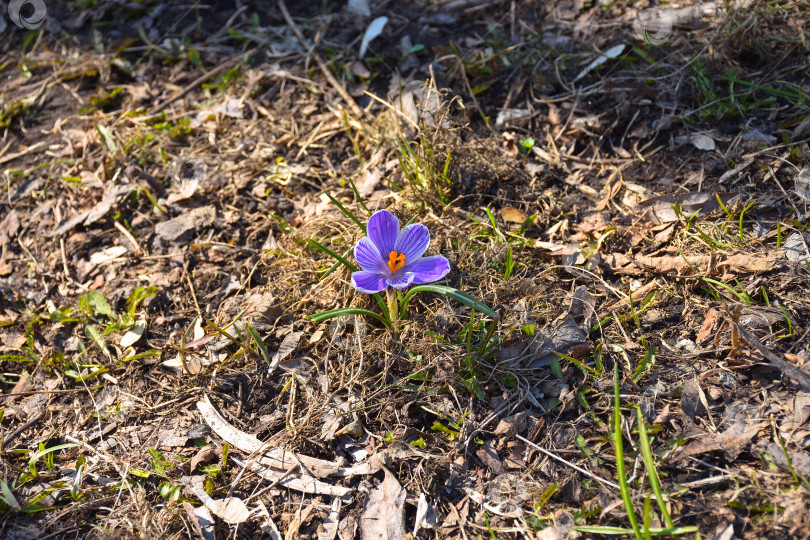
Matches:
[278,0,365,119]
[728,314,810,391]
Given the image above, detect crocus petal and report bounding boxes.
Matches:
[394,223,430,263]
[354,237,386,273]
[351,271,388,294]
[404,255,451,284]
[367,210,399,256]
[386,272,415,289]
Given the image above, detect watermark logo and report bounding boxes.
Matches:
[633,7,673,46]
[8,0,47,30]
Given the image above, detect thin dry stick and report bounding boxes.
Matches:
[516,434,620,490]
[363,90,420,131]
[278,0,364,119]
[244,461,302,504]
[2,411,45,449]
[183,260,203,317]
[0,141,46,166]
[114,221,142,254]
[728,314,810,392]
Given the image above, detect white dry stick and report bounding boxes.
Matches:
[515,434,620,490]
[197,396,378,478]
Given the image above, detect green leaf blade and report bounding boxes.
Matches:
[401,285,498,319]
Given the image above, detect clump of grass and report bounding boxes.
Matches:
[573,364,699,538]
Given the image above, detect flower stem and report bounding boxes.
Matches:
[386,287,399,328]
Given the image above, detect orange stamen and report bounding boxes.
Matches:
[388,251,406,272]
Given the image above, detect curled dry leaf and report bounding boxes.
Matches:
[359,16,388,58]
[413,493,439,536]
[696,308,720,343]
[690,133,716,151]
[197,396,378,480]
[193,489,251,525]
[605,252,781,276]
[183,501,215,540]
[784,232,810,262]
[268,331,302,374]
[119,318,146,348]
[639,191,735,224]
[190,445,218,471]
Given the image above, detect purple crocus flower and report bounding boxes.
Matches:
[351,210,450,294]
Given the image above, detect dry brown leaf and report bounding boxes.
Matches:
[678,403,763,461]
[154,205,216,242]
[413,493,438,536]
[286,504,314,540]
[639,191,736,224]
[476,441,504,474]
[190,445,218,472]
[681,379,709,422]
[183,501,215,540]
[360,468,406,540]
[500,207,528,224]
[696,308,720,343]
[493,412,527,437]
[268,331,302,374]
[781,392,810,432]
[605,252,781,276]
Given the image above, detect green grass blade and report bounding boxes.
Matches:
[325,192,366,234]
[700,277,751,305]
[635,406,674,528]
[0,480,20,511]
[738,200,756,245]
[203,317,243,349]
[614,363,642,539]
[29,443,78,478]
[400,284,498,319]
[248,327,273,368]
[320,248,354,280]
[309,239,359,272]
[308,307,390,329]
[555,352,600,376]
[347,178,370,214]
[574,525,699,536]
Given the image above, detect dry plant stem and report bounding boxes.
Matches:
[386,287,399,330]
[2,411,44,449]
[729,315,810,392]
[277,0,365,119]
[515,434,620,490]
[0,141,46,166]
